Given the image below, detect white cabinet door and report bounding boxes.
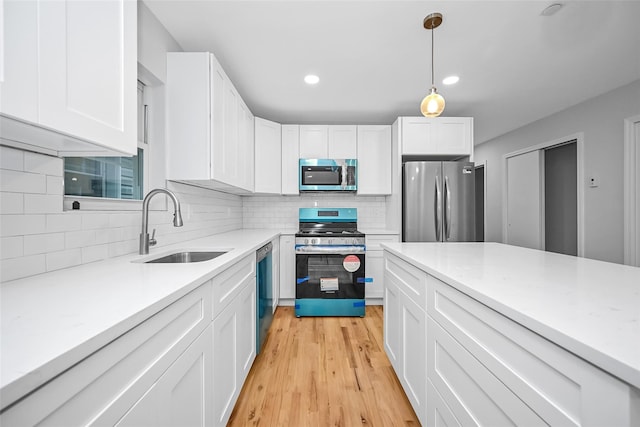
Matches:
[236,276,257,385]
[212,275,257,427]
[400,117,435,155]
[212,294,239,426]
[299,125,328,158]
[357,125,391,195]
[38,0,137,155]
[281,125,300,195]
[328,125,357,158]
[383,273,402,372]
[254,117,282,194]
[1,0,38,122]
[400,289,427,424]
[400,117,473,157]
[0,0,137,156]
[218,78,239,185]
[279,235,296,300]
[117,325,213,427]
[238,100,255,192]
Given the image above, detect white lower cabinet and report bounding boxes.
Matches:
[279,234,296,302]
[383,253,427,424]
[0,284,212,426]
[212,275,256,426]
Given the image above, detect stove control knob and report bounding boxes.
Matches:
[313,238,319,245]
[305,238,310,245]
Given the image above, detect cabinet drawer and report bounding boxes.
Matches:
[384,252,427,309]
[212,254,256,318]
[428,316,545,426]
[428,277,639,426]
[365,234,399,251]
[1,283,212,426]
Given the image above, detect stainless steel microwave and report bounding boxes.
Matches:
[299,159,357,192]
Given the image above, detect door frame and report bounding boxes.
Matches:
[623,115,640,266]
[502,132,585,256]
[474,160,487,242]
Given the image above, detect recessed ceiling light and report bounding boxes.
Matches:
[304,74,320,85]
[443,75,460,85]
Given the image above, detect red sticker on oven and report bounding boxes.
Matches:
[343,255,361,272]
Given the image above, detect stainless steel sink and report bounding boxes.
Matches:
[144,251,227,263]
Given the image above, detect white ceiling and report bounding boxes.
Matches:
[144,0,640,144]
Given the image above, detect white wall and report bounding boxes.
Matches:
[475,79,640,264]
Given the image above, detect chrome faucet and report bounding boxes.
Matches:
[139,188,184,255]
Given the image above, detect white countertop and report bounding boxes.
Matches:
[0,229,279,410]
[381,242,640,389]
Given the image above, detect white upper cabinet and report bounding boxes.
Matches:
[299,125,328,158]
[166,52,254,192]
[254,117,281,194]
[0,0,137,156]
[281,125,300,195]
[299,125,357,158]
[400,116,473,158]
[357,125,391,195]
[328,125,357,158]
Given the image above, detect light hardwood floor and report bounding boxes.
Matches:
[228,306,420,426]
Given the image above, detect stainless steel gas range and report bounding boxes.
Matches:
[294,208,366,317]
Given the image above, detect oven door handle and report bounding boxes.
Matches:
[295,245,366,254]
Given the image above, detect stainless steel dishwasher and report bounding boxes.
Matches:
[256,242,273,354]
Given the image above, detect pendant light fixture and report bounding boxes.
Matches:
[420,12,445,117]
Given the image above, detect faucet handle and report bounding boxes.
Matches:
[149,228,157,247]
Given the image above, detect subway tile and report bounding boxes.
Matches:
[109,212,139,228]
[46,213,82,233]
[1,236,24,259]
[65,230,96,249]
[0,169,47,194]
[81,213,110,230]
[0,214,46,237]
[1,254,46,282]
[46,249,82,272]
[24,194,63,214]
[46,176,64,195]
[0,146,24,171]
[81,244,109,264]
[24,233,65,255]
[0,192,24,214]
[24,151,63,177]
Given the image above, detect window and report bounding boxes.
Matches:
[64,81,147,202]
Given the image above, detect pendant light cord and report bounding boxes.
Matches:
[431,23,435,88]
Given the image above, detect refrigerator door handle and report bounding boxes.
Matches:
[444,175,451,240]
[435,175,442,240]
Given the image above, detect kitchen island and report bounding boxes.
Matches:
[382,242,640,426]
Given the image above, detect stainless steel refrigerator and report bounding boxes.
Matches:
[403,161,475,242]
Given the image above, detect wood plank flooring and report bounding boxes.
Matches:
[228,306,420,426]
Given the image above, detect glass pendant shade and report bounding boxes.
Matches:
[421,87,445,117]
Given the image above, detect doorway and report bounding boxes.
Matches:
[503,133,584,256]
[475,163,485,242]
[624,114,640,266]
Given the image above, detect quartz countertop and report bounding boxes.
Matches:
[381,242,640,389]
[0,229,279,410]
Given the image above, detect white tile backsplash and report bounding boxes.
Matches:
[24,194,63,214]
[0,145,24,171]
[0,254,47,282]
[24,233,65,255]
[0,192,24,214]
[0,214,47,237]
[0,169,47,193]
[24,152,63,176]
[1,236,24,260]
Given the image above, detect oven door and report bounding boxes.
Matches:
[295,246,365,299]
